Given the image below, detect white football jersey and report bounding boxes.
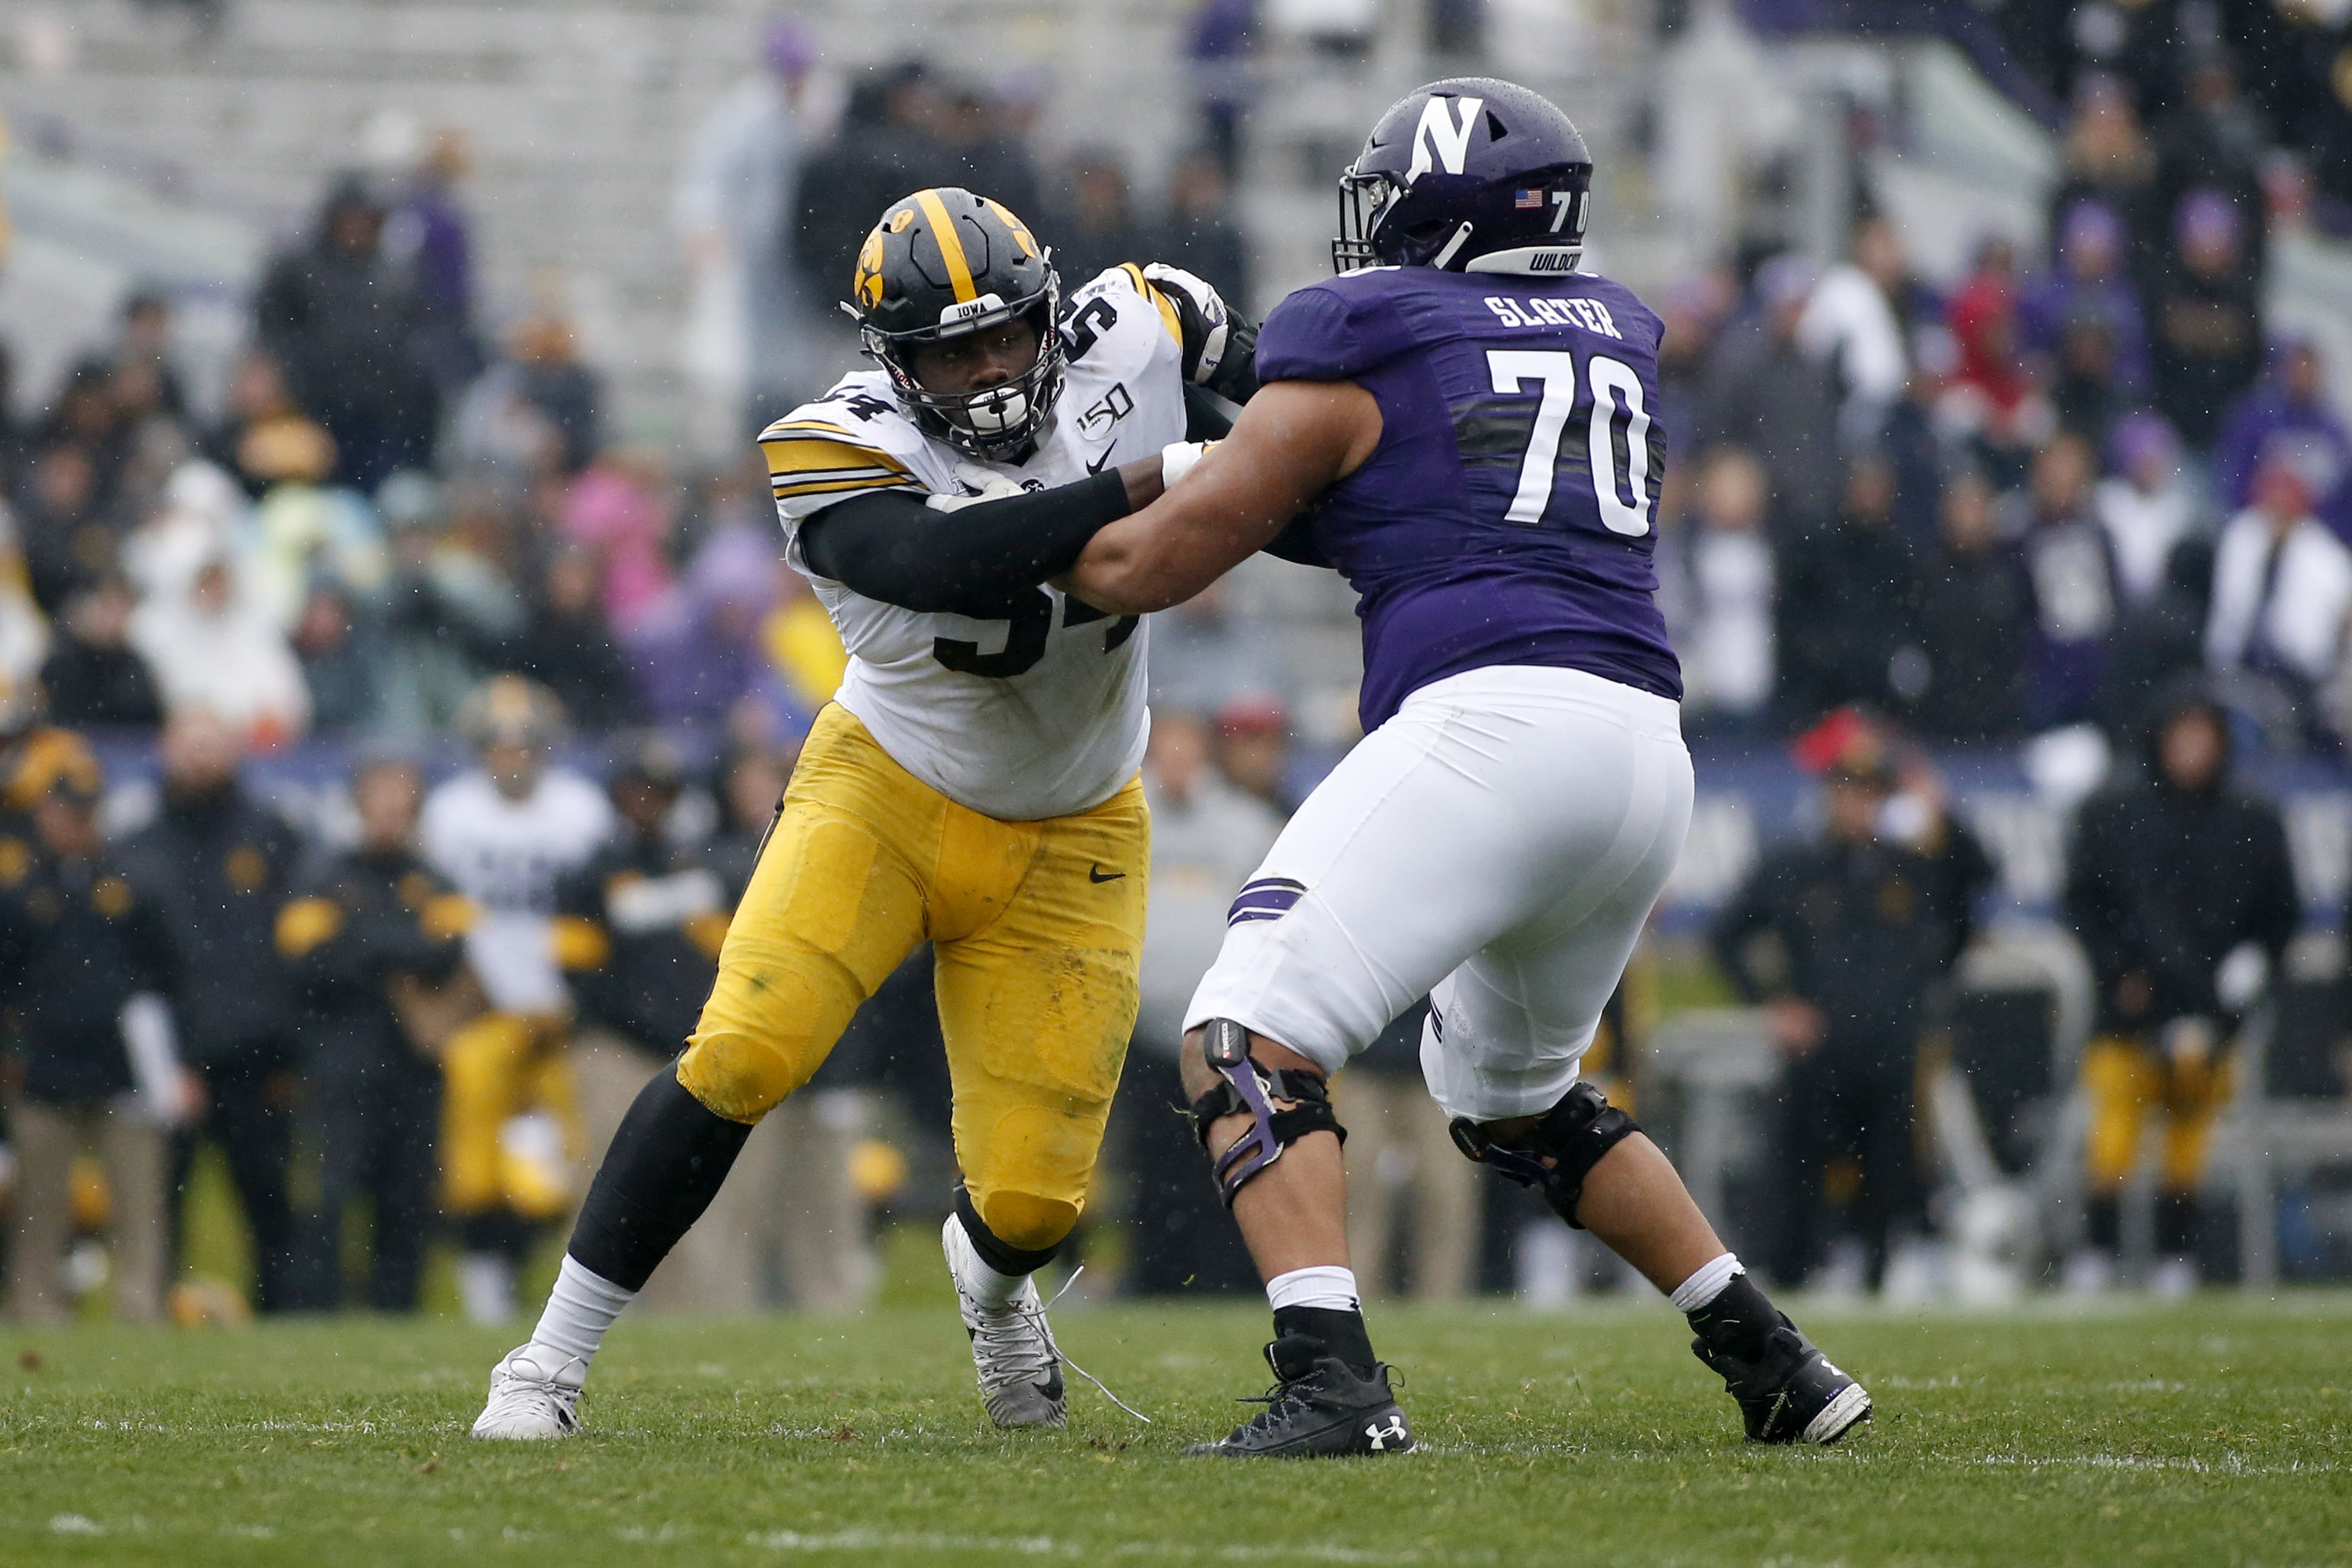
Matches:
[420,768,615,1014]
[761,264,1194,822]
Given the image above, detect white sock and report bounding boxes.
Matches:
[948,1215,1027,1309]
[522,1256,637,1380]
[1266,1265,1360,1312]
[456,1252,516,1326]
[1668,1251,1744,1315]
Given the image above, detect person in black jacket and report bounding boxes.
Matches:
[278,756,471,1312]
[1711,713,1991,1290]
[495,547,641,734]
[1774,456,1927,731]
[554,736,731,1074]
[1910,470,2032,742]
[252,178,443,491]
[40,579,165,730]
[116,707,307,1313]
[2063,681,2299,1294]
[0,770,194,1323]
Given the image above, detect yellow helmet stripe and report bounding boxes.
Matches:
[913,187,978,303]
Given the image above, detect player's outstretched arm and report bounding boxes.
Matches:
[798,461,1165,619]
[1061,379,1381,615]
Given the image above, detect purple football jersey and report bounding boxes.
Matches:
[1255,265,1682,730]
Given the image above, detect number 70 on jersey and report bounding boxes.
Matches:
[1486,349,1654,538]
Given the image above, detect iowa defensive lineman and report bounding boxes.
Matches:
[474,187,1256,1437]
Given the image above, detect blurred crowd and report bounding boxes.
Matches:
[1661,42,2352,761]
[677,28,1251,445]
[2,200,837,756]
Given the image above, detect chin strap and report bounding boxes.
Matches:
[1190,1018,1344,1207]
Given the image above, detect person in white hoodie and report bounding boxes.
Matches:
[2205,452,2352,741]
[1798,216,1910,443]
[129,553,311,747]
[2095,412,2204,615]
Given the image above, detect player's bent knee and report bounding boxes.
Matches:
[1450,1081,1641,1230]
[976,1189,1080,1255]
[1189,1018,1346,1207]
[673,1032,800,1124]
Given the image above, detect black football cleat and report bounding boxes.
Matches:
[1186,1335,1414,1458]
[1693,1318,1871,1445]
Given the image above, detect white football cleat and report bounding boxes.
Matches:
[470,1345,586,1439]
[942,1216,1066,1429]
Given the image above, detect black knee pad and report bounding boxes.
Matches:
[1449,1081,1640,1230]
[1188,1019,1344,1207]
[953,1184,1062,1276]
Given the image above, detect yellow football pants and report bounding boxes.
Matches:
[2082,1034,2235,1194]
[677,703,1149,1254]
[441,1012,580,1220]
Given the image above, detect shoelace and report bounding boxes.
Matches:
[1230,1368,1320,1433]
[969,1267,1152,1425]
[494,1352,585,1399]
[968,1303,1060,1385]
[481,1360,581,1428]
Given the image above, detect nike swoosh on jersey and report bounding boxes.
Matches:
[1085,448,1115,475]
[1088,864,1126,883]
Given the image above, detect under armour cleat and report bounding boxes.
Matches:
[1693,1320,1871,1445]
[942,1216,1067,1429]
[1187,1335,1414,1458]
[470,1345,585,1439]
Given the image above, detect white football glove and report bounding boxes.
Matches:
[926,463,1029,513]
[1160,441,1214,488]
[1141,262,1232,387]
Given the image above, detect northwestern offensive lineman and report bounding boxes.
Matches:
[1054,79,1872,1454]
[472,187,1257,1437]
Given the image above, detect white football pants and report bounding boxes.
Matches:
[1185,664,1692,1124]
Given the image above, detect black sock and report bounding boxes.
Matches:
[1272,1304,1377,1374]
[566,1068,753,1291]
[953,1185,1060,1276]
[2086,1192,2122,1254]
[1686,1272,1784,1363]
[2156,1192,2199,1257]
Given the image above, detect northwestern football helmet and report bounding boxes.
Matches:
[848,187,1065,459]
[1334,77,1594,278]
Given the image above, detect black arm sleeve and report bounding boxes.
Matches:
[798,471,1134,619]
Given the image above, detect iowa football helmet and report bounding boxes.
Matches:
[848,187,1064,459]
[1334,77,1594,278]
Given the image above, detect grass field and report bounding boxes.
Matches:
[4,1283,2350,1568]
